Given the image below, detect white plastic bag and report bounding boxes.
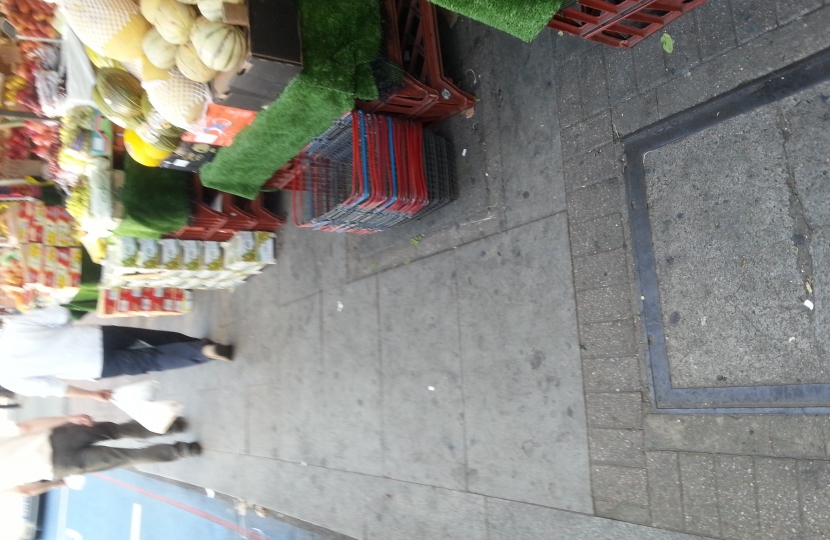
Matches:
[111,381,183,434]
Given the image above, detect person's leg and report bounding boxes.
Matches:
[53,442,202,478]
[101,341,214,378]
[50,419,188,451]
[107,327,203,347]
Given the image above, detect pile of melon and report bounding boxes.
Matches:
[140,0,248,84]
[92,68,186,167]
[62,0,248,138]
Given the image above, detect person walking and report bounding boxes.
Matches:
[0,414,200,496]
[0,306,234,400]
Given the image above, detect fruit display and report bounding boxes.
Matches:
[190,20,246,72]
[3,128,32,160]
[61,0,150,62]
[0,0,59,40]
[22,120,59,161]
[3,75,27,108]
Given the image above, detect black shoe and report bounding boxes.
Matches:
[202,342,234,361]
[166,417,188,435]
[175,441,203,458]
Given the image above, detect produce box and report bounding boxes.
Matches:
[182,104,257,146]
[224,231,275,270]
[160,142,219,172]
[98,286,192,317]
[211,0,303,111]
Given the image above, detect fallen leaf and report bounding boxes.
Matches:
[806,281,813,294]
[661,33,674,54]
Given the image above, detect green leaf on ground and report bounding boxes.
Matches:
[661,33,674,54]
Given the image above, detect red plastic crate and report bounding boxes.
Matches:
[548,0,709,48]
[357,0,475,124]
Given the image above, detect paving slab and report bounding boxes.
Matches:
[378,252,467,490]
[644,92,828,388]
[486,498,710,540]
[456,214,591,512]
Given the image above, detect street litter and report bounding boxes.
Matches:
[804,299,814,310]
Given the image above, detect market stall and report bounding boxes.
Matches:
[0,0,494,318]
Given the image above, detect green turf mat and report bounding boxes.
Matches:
[113,155,191,239]
[199,0,382,199]
[429,0,566,42]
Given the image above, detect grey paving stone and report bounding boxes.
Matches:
[580,318,637,357]
[655,62,717,119]
[318,277,384,475]
[586,393,643,429]
[187,387,248,454]
[563,143,623,193]
[561,111,613,158]
[644,415,772,455]
[566,177,623,223]
[755,457,803,540]
[776,0,823,24]
[603,46,638,105]
[576,283,632,324]
[730,0,777,43]
[612,91,659,136]
[487,497,710,540]
[456,214,592,512]
[594,500,651,527]
[632,31,670,92]
[378,251,466,490]
[491,31,568,229]
[570,212,625,258]
[557,57,583,128]
[716,455,760,540]
[589,429,645,468]
[273,226,323,305]
[551,30,599,66]
[592,465,649,507]
[694,0,738,61]
[578,46,610,118]
[151,451,490,540]
[768,416,828,459]
[583,357,642,393]
[662,10,702,77]
[646,451,685,531]
[572,248,629,292]
[678,453,722,538]
[798,460,830,539]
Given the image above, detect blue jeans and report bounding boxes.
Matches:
[100,327,213,378]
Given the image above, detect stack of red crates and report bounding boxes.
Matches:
[548,0,709,48]
[166,175,285,242]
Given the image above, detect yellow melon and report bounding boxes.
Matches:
[102,13,152,61]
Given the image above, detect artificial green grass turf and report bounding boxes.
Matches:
[429,0,567,42]
[113,155,191,239]
[199,0,382,199]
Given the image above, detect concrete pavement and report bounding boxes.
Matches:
[60,0,830,538]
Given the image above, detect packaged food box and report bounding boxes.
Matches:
[44,206,60,246]
[159,142,219,172]
[159,239,182,270]
[181,240,202,272]
[141,287,166,313]
[224,231,276,270]
[100,288,119,315]
[137,239,161,269]
[202,241,224,273]
[24,243,42,285]
[42,248,59,288]
[108,237,139,268]
[29,204,45,244]
[181,104,257,147]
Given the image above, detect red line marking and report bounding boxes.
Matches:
[92,473,269,540]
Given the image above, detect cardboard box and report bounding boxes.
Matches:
[211,0,302,111]
[137,239,161,269]
[160,142,219,172]
[25,243,42,285]
[181,104,257,146]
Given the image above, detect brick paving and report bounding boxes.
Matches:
[557,0,830,536]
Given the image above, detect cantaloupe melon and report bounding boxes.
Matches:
[63,0,150,61]
[190,21,246,72]
[153,0,197,45]
[176,41,217,83]
[144,69,210,129]
[96,68,145,118]
[143,28,178,69]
